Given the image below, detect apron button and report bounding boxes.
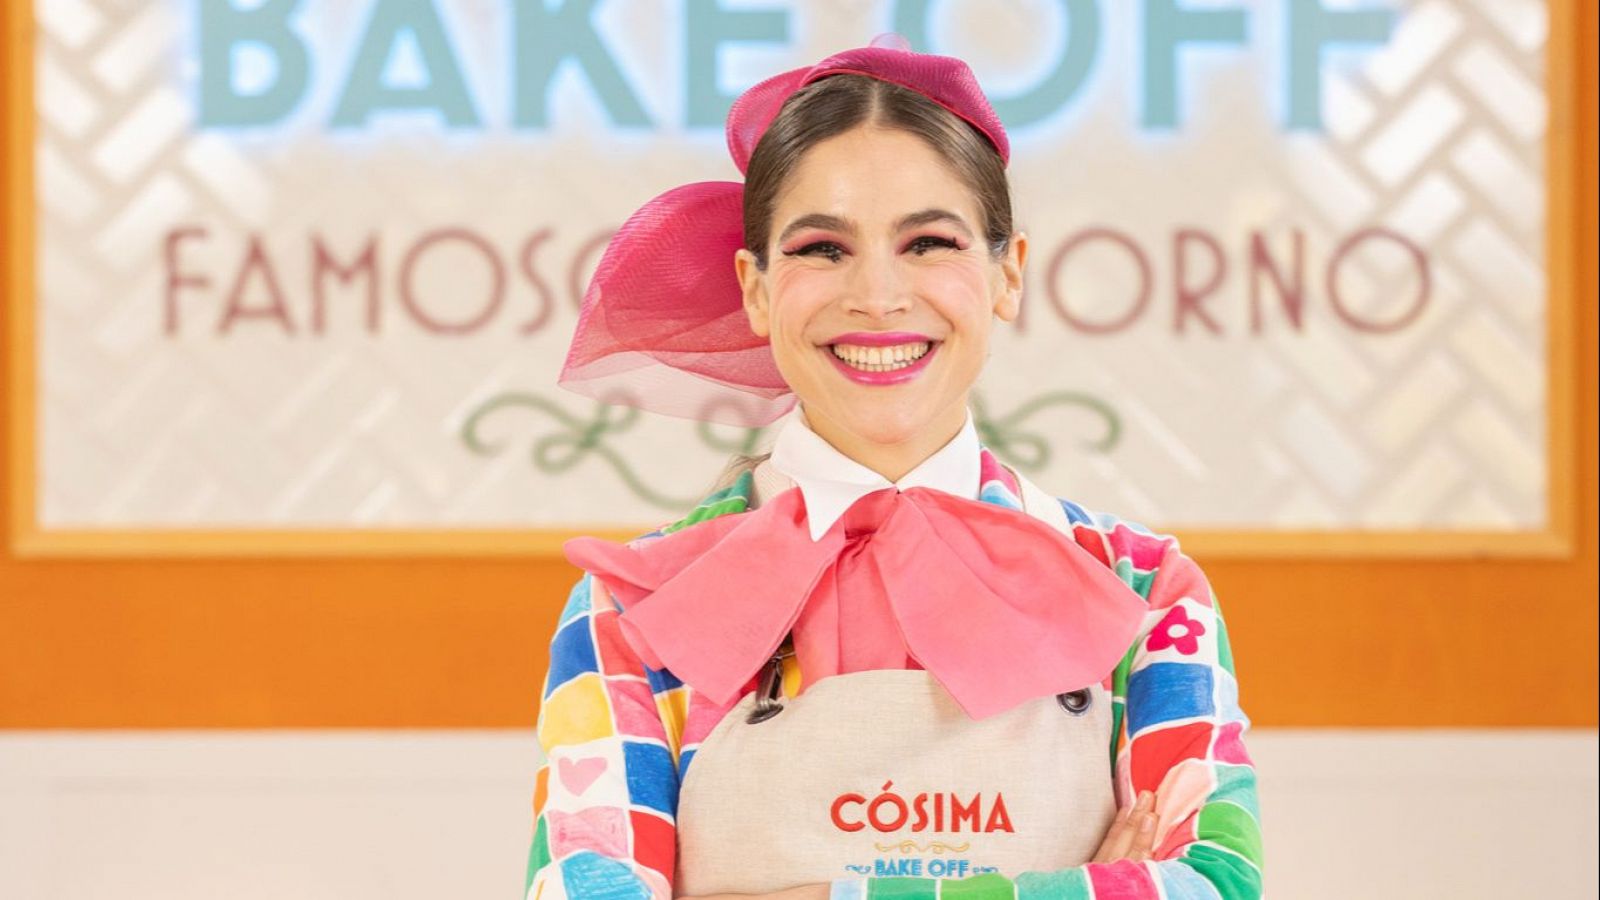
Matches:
[746,702,784,725]
[1056,688,1092,716]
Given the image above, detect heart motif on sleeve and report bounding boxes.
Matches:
[557,755,608,796]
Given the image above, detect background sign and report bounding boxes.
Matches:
[12,0,1567,551]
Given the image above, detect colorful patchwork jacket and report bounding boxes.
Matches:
[525,453,1263,900]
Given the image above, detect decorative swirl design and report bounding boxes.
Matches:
[871,840,972,854]
[461,388,1116,510]
[971,390,1121,471]
[843,865,874,876]
[461,392,699,511]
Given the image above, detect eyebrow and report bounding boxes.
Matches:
[776,208,975,245]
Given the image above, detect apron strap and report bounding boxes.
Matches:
[746,637,795,724]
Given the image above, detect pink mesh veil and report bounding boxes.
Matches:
[557,34,1009,427]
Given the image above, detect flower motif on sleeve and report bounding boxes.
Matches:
[1146,604,1207,655]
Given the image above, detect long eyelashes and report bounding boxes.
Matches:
[782,235,962,263]
[905,235,963,254]
[784,240,845,263]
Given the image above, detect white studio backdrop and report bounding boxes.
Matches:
[30,0,1549,533]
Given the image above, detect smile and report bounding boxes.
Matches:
[829,341,931,371]
[822,339,941,386]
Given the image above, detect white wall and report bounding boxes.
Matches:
[1,731,1595,899]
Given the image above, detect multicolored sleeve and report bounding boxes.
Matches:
[525,572,684,900]
[831,527,1263,900]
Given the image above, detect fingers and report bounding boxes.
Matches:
[1131,795,1158,861]
[1129,790,1157,860]
[1092,802,1134,863]
[1094,791,1141,862]
[1093,790,1159,863]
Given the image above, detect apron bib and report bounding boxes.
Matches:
[673,466,1118,896]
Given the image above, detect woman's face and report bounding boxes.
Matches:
[735,125,1026,456]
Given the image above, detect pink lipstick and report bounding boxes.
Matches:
[828,331,935,346]
[823,333,940,386]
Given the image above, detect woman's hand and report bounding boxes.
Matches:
[1092,789,1160,863]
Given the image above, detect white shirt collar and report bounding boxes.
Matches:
[759,405,982,542]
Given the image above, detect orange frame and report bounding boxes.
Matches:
[1,1,1594,730]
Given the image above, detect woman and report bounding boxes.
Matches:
[527,37,1262,900]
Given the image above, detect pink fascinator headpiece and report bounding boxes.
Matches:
[557,34,1009,427]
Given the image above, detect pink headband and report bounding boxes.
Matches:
[557,34,1010,427]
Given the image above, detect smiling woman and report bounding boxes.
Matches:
[531,35,1262,900]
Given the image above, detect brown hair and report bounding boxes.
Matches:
[742,74,1014,270]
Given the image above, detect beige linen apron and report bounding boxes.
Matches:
[673,468,1118,896]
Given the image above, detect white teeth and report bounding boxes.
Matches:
[828,341,932,372]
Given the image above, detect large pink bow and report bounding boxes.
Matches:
[563,487,1147,720]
